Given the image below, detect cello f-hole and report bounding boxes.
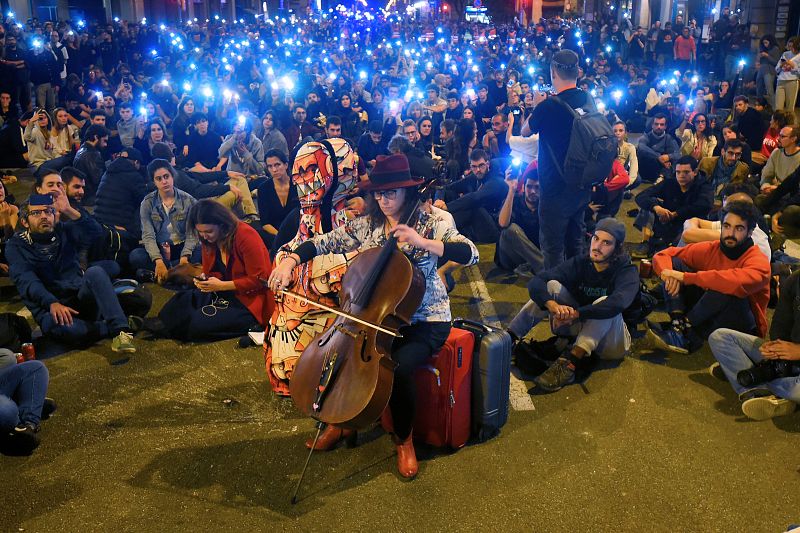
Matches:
[359,331,372,363]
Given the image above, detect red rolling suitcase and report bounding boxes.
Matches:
[382,327,475,449]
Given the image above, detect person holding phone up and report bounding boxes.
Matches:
[496,163,543,275]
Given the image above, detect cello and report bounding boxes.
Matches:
[275,182,434,503]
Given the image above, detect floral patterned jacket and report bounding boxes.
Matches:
[309,210,479,323]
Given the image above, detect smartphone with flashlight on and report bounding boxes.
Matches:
[510,157,523,182]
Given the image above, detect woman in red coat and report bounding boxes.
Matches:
[139,199,274,341]
[188,199,274,338]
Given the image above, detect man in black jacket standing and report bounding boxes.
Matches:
[507,218,640,391]
[520,49,591,268]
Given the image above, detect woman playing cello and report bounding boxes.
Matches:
[267,153,478,478]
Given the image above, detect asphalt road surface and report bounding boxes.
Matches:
[1,177,799,532]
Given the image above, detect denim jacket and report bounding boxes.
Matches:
[139,188,199,262]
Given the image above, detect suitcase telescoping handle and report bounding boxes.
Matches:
[452,318,492,334]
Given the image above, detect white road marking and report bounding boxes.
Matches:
[463,265,535,411]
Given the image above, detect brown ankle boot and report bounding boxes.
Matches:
[305,425,357,451]
[393,432,418,479]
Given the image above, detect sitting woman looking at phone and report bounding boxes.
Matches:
[132,199,274,341]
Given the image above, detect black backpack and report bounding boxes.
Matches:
[545,95,617,190]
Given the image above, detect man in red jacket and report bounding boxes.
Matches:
[648,201,770,354]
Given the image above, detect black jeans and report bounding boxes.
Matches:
[638,154,665,182]
[633,208,683,245]
[664,257,756,336]
[389,321,451,440]
[539,190,590,269]
[452,207,500,244]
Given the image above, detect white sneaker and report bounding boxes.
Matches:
[708,362,726,381]
[112,331,136,353]
[741,395,796,421]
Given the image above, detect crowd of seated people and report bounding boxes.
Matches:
[0,8,799,455]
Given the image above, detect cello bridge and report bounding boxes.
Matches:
[333,323,360,340]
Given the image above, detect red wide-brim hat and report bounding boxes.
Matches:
[360,153,425,191]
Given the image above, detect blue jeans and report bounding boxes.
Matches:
[129,244,201,272]
[0,361,49,430]
[40,265,128,344]
[709,328,800,402]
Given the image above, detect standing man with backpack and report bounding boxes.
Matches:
[521,49,615,269]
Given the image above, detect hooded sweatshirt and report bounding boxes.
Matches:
[529,253,640,320]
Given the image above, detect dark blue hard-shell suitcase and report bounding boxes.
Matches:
[453,319,511,442]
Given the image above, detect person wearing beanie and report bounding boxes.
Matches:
[507,217,641,392]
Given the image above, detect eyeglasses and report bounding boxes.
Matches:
[695,119,706,123]
[373,190,398,200]
[28,208,55,217]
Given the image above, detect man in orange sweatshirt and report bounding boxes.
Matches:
[648,201,770,354]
